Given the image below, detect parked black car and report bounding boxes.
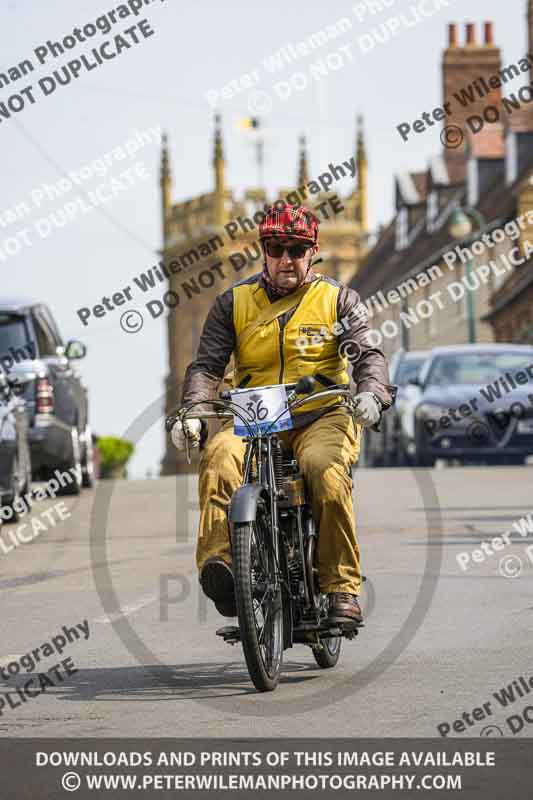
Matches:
[0,369,32,519]
[0,300,94,493]
[363,349,428,467]
[411,344,533,466]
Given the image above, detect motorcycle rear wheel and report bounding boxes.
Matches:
[312,635,342,669]
[307,535,342,669]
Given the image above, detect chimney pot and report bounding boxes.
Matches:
[484,21,493,45]
[448,23,457,47]
[466,23,476,45]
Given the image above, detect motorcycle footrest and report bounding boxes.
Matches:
[294,621,320,631]
[343,627,360,640]
[216,625,240,644]
[320,620,363,637]
[321,626,343,637]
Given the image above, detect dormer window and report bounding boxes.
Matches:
[426,191,439,232]
[467,158,479,208]
[396,207,408,251]
[506,131,518,185]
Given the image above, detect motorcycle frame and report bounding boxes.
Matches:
[166,384,361,649]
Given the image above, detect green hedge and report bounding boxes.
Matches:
[97,436,134,478]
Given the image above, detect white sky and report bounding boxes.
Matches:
[0,0,526,477]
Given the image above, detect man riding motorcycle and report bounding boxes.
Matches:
[171,203,396,626]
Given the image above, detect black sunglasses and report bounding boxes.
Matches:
[264,240,313,259]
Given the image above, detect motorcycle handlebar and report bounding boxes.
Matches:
[167,385,354,430]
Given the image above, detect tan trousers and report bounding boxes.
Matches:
[196,408,363,595]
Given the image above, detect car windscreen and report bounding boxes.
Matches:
[395,356,426,386]
[0,313,34,363]
[426,352,533,386]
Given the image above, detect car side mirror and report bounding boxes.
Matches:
[65,340,87,360]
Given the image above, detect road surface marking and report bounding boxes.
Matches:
[93,593,157,624]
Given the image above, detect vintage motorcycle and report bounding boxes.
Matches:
[166,376,365,693]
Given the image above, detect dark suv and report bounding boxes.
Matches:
[0,299,94,493]
[0,370,32,513]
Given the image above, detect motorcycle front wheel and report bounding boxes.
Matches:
[232,516,283,692]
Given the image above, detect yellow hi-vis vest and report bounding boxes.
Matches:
[232,275,350,416]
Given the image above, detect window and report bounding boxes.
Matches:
[395,207,408,251]
[467,159,479,208]
[426,191,439,232]
[0,313,32,356]
[395,354,426,385]
[426,351,533,386]
[31,311,56,357]
[491,264,507,292]
[506,132,518,186]
[40,306,63,347]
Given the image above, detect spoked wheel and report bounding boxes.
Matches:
[312,635,342,669]
[6,457,24,523]
[81,426,96,488]
[308,535,342,670]
[58,428,82,496]
[232,515,283,692]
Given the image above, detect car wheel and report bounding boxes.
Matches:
[58,428,83,496]
[414,427,435,468]
[395,441,408,467]
[364,433,384,468]
[22,439,32,498]
[5,458,24,523]
[414,450,435,468]
[503,455,526,466]
[81,426,96,488]
[365,446,382,468]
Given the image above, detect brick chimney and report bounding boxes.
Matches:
[527,0,533,80]
[442,22,502,165]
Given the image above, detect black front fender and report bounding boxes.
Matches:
[228,484,268,524]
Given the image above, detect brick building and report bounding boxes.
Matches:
[352,5,533,360]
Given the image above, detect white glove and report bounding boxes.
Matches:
[170,418,202,450]
[353,392,382,427]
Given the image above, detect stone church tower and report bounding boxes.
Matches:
[160,116,370,474]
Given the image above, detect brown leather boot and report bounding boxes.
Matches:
[327,592,363,626]
[200,557,237,618]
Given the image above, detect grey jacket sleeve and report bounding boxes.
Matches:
[181,288,235,411]
[336,286,397,410]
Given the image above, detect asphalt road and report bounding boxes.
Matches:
[1,465,532,738]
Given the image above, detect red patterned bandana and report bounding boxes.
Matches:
[261,262,317,298]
